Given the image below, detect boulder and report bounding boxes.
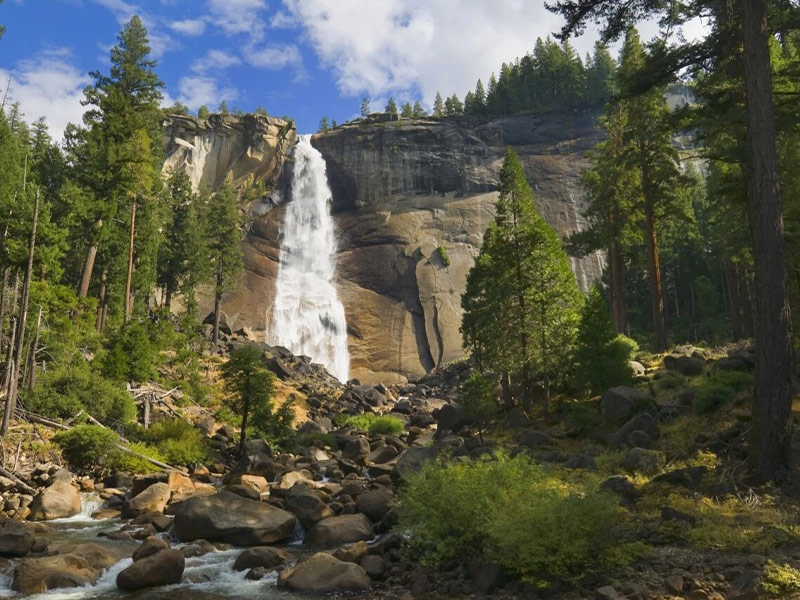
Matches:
[601,386,650,424]
[173,492,296,546]
[277,552,371,592]
[664,353,704,376]
[517,430,557,448]
[359,554,384,579]
[613,413,660,448]
[117,548,185,590]
[333,540,369,563]
[305,513,373,546]
[390,446,439,483]
[342,437,370,461]
[28,480,81,521]
[285,486,334,529]
[224,484,261,501]
[599,475,640,503]
[232,546,292,571]
[355,487,394,522]
[0,519,34,556]
[12,543,127,594]
[123,482,170,518]
[622,448,666,475]
[132,536,169,562]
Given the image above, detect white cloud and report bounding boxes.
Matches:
[208,0,268,39]
[191,49,241,73]
[90,0,177,58]
[176,75,237,110]
[0,49,89,143]
[269,10,297,29]
[280,0,708,109]
[170,18,207,36]
[244,44,302,70]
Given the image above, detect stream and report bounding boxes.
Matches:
[0,495,332,600]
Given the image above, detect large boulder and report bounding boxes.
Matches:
[232,546,292,571]
[663,353,704,376]
[277,552,370,592]
[436,404,466,433]
[12,543,127,594]
[173,491,296,546]
[117,548,184,590]
[285,486,334,529]
[122,482,170,518]
[390,446,439,483]
[600,387,650,424]
[305,514,373,546]
[132,536,169,561]
[355,487,394,522]
[28,480,81,521]
[0,519,35,556]
[622,448,666,475]
[612,413,660,449]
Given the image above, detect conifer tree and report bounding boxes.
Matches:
[385,97,398,115]
[360,96,370,117]
[412,101,427,118]
[462,148,581,411]
[197,105,210,119]
[218,100,229,114]
[400,102,414,118]
[205,182,243,346]
[432,92,444,117]
[318,116,329,132]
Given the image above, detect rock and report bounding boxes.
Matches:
[650,466,708,490]
[132,472,169,496]
[613,413,660,448]
[661,506,697,526]
[359,554,384,579]
[173,491,296,545]
[436,404,466,433]
[355,487,394,522]
[0,519,34,556]
[273,470,315,491]
[518,430,557,448]
[342,437,370,461]
[664,353,705,376]
[233,546,292,571]
[504,406,529,428]
[181,539,216,558]
[333,541,369,563]
[601,386,650,424]
[596,585,620,600]
[228,474,268,494]
[123,482,170,518]
[224,484,261,501]
[391,446,439,483]
[244,439,272,457]
[305,514,374,546]
[665,574,684,594]
[132,536,169,561]
[166,472,195,496]
[599,475,640,502]
[117,548,185,590]
[246,567,265,580]
[12,543,127,594]
[28,481,81,521]
[629,361,646,376]
[277,552,371,592]
[285,486,334,529]
[622,447,666,475]
[469,559,503,594]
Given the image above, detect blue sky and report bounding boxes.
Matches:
[0,0,707,138]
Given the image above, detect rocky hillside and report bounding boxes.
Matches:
[163,110,605,384]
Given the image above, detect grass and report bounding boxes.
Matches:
[340,413,405,435]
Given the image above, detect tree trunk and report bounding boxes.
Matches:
[239,398,249,456]
[95,270,107,332]
[644,197,667,351]
[212,262,223,347]
[2,191,39,435]
[741,0,795,483]
[500,371,513,409]
[609,241,627,334]
[24,305,42,391]
[124,202,136,322]
[78,244,97,298]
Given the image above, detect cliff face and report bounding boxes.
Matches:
[162,110,604,384]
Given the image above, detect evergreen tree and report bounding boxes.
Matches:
[474,79,486,113]
[218,100,229,114]
[400,102,414,118]
[572,286,636,396]
[318,116,329,132]
[205,182,243,346]
[385,97,398,115]
[254,106,269,116]
[197,105,210,119]
[462,148,581,411]
[360,96,370,117]
[412,101,427,118]
[433,92,444,117]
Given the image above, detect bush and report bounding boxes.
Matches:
[102,320,160,383]
[398,454,644,587]
[343,413,405,435]
[54,425,120,470]
[759,562,800,598]
[436,245,451,267]
[460,372,499,436]
[25,365,136,424]
[106,442,164,474]
[693,371,754,414]
[572,287,637,396]
[126,419,209,466]
[563,401,602,437]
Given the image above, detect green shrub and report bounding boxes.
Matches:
[126,419,209,466]
[54,425,120,470]
[343,413,405,435]
[25,365,136,423]
[460,372,499,436]
[398,454,644,588]
[106,442,165,474]
[693,371,754,414]
[563,401,602,437]
[436,245,451,267]
[102,320,160,383]
[758,562,800,598]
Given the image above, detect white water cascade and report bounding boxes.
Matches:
[269,134,350,382]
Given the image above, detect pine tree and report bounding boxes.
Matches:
[318,116,329,132]
[205,182,243,346]
[197,105,210,119]
[218,100,229,114]
[474,79,486,113]
[360,96,370,117]
[461,148,581,411]
[385,97,398,115]
[400,102,414,118]
[412,101,427,118]
[432,92,444,117]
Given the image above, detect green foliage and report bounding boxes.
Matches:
[460,372,499,434]
[435,245,450,267]
[106,442,164,474]
[342,413,405,435]
[758,562,800,598]
[54,425,120,470]
[563,401,603,436]
[385,97,398,115]
[26,364,136,423]
[398,455,644,587]
[127,419,209,465]
[101,320,159,382]
[572,287,637,396]
[197,105,210,119]
[360,97,370,117]
[693,371,754,414]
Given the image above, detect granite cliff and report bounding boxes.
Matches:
[163,110,604,384]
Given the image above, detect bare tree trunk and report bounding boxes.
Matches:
[78,245,97,298]
[2,191,39,435]
[741,0,795,483]
[24,306,42,391]
[212,261,223,348]
[644,197,667,351]
[124,202,136,322]
[95,270,107,332]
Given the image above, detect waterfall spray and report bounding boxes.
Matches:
[269,135,350,382]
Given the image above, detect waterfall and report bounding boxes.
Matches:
[269,135,350,382]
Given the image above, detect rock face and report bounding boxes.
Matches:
[163,111,604,383]
[172,491,296,545]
